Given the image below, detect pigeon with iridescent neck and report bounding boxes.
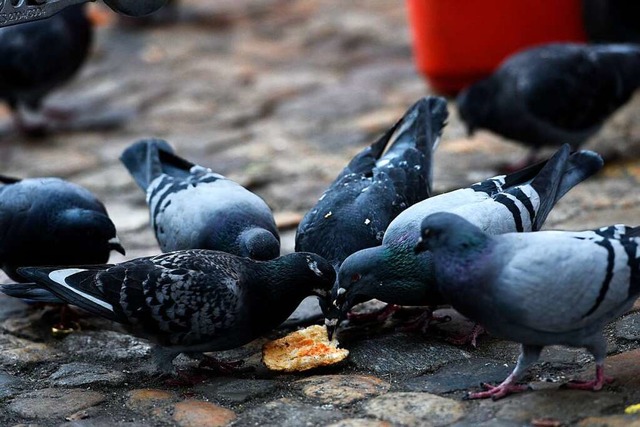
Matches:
[416,212,640,399]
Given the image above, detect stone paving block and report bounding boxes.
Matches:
[0,371,23,399]
[577,415,640,427]
[347,332,471,376]
[327,419,392,427]
[194,378,278,404]
[363,392,465,427]
[296,374,390,406]
[403,357,513,394]
[48,362,126,387]
[616,313,640,341]
[234,397,344,427]
[490,390,623,425]
[0,334,63,368]
[60,330,151,362]
[172,400,236,427]
[8,388,105,419]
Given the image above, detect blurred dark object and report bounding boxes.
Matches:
[0,0,168,28]
[102,0,168,17]
[583,0,640,43]
[117,0,178,27]
[407,0,586,95]
[0,5,92,136]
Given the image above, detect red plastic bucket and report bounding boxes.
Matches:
[407,0,587,95]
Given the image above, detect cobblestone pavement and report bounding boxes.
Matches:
[2,1,640,426]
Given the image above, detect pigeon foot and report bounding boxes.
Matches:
[565,365,613,391]
[466,381,530,400]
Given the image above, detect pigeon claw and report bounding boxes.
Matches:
[466,382,530,400]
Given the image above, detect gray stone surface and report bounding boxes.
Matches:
[616,312,640,341]
[347,332,470,375]
[195,378,278,404]
[403,358,513,394]
[234,398,345,426]
[48,362,126,387]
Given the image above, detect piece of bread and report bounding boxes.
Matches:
[262,324,349,372]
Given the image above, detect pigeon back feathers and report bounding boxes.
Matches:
[457,43,640,150]
[121,139,280,260]
[0,176,124,282]
[295,96,448,267]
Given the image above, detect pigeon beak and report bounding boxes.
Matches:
[414,237,427,254]
[109,237,126,255]
[325,317,339,341]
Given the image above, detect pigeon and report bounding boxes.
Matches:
[120,139,280,260]
[329,145,603,337]
[457,43,640,168]
[0,5,93,135]
[295,96,448,273]
[415,212,640,399]
[0,175,125,283]
[2,249,336,373]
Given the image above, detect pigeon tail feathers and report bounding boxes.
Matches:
[0,282,64,304]
[120,138,179,190]
[529,145,603,231]
[16,266,118,321]
[0,174,22,184]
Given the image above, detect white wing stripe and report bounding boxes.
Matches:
[49,269,114,312]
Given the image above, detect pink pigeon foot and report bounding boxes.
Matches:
[467,381,530,400]
[565,365,613,391]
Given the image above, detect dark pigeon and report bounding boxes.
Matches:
[120,139,280,260]
[457,43,640,167]
[330,145,603,336]
[416,212,640,399]
[3,249,335,373]
[0,5,92,135]
[296,96,448,273]
[0,175,125,283]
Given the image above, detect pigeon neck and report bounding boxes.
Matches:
[433,236,493,296]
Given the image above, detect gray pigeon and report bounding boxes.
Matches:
[120,139,280,260]
[329,145,603,336]
[457,43,640,168]
[296,96,447,272]
[0,174,125,283]
[415,212,640,399]
[2,249,335,373]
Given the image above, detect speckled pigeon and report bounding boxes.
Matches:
[295,96,448,272]
[0,5,92,135]
[329,145,603,336]
[415,212,640,399]
[3,249,335,373]
[120,139,280,260]
[457,43,640,168]
[0,174,125,283]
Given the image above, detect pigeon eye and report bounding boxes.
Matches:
[423,228,431,238]
[351,273,361,283]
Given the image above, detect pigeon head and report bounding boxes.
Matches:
[238,228,281,261]
[415,212,486,254]
[333,247,389,318]
[456,80,493,136]
[56,208,125,261]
